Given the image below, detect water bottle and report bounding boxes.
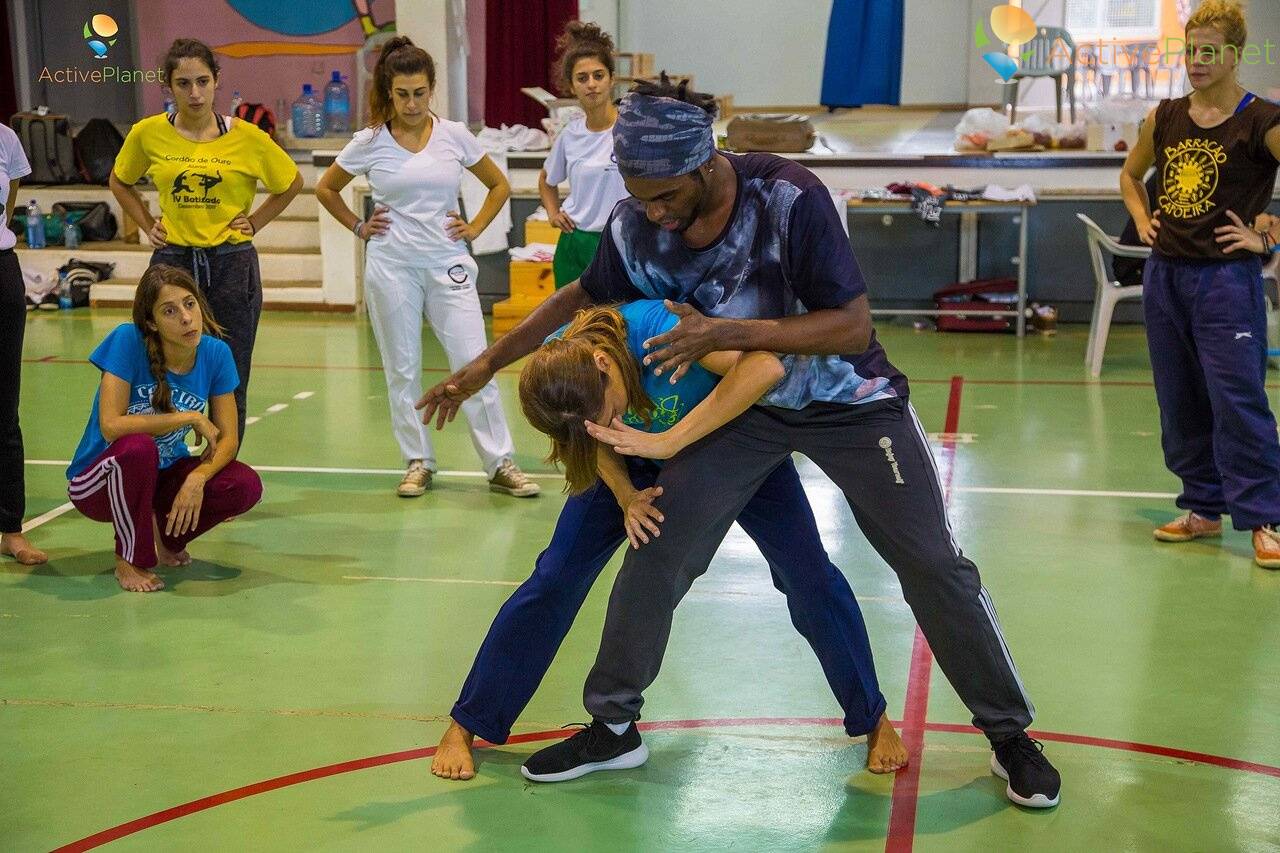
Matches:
[324,71,350,135]
[25,200,46,248]
[58,271,73,310]
[64,217,81,249]
[309,85,325,138]
[292,84,319,139]
[230,90,243,113]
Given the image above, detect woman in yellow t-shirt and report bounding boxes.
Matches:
[109,39,303,442]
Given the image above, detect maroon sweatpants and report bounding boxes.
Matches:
[67,434,262,569]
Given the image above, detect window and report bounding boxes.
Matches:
[1065,0,1163,40]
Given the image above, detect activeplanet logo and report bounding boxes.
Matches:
[973,4,1039,82]
[84,13,119,59]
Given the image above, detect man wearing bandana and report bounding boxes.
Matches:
[419,80,1061,808]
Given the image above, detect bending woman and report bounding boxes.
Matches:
[66,265,263,592]
[317,37,537,498]
[110,38,303,442]
[430,300,903,781]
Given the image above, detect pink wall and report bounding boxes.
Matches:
[133,0,395,127]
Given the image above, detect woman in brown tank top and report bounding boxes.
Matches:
[1120,0,1280,569]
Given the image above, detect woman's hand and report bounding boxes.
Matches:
[1215,209,1267,254]
[550,209,576,233]
[620,486,665,549]
[166,470,207,537]
[359,205,392,240]
[148,217,168,248]
[587,417,678,460]
[229,214,257,237]
[445,211,480,242]
[1137,209,1160,246]
[189,413,220,457]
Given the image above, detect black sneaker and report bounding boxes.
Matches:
[520,721,648,783]
[991,734,1061,808]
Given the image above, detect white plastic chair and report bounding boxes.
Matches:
[1077,213,1150,377]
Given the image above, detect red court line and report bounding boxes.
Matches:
[50,717,1280,852]
[885,375,964,852]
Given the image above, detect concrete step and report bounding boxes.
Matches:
[15,241,321,281]
[19,184,321,226]
[91,278,326,310]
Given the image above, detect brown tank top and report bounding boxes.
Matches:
[1152,94,1280,260]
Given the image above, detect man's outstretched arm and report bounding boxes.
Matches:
[416,281,594,429]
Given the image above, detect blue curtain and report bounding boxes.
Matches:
[821,0,904,108]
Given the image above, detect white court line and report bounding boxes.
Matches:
[292,391,315,400]
[244,416,261,426]
[22,502,75,533]
[264,403,289,414]
[22,461,1174,495]
[955,486,1178,500]
[344,575,519,586]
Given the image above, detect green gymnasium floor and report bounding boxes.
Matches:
[5,310,1280,852]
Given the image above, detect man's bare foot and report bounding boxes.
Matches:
[866,712,909,774]
[114,559,165,592]
[1,532,48,566]
[430,720,476,781]
[153,518,191,567]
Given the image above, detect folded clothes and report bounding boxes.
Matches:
[509,242,558,262]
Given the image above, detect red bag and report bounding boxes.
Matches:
[234,102,278,141]
[933,277,1017,333]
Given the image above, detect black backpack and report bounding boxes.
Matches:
[10,112,77,184]
[52,201,118,241]
[74,118,125,185]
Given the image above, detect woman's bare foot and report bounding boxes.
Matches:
[114,559,165,592]
[866,712,909,774]
[1,532,48,566]
[152,518,191,567]
[430,720,476,780]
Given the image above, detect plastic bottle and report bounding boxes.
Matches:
[58,271,73,310]
[230,90,243,113]
[309,85,325,138]
[292,84,320,139]
[64,217,81,249]
[324,71,350,135]
[25,200,46,248]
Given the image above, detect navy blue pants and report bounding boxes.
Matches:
[451,457,886,743]
[1144,253,1280,529]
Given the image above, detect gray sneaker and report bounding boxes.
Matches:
[397,461,432,497]
[489,460,540,497]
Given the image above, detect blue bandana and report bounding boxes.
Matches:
[613,93,715,179]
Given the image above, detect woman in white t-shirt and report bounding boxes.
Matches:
[538,22,629,289]
[0,123,47,566]
[316,37,537,499]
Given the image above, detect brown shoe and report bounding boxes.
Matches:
[1153,512,1222,542]
[1253,526,1280,569]
[397,461,432,497]
[489,460,540,498]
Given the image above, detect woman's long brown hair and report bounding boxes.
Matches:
[131,264,222,413]
[519,306,652,494]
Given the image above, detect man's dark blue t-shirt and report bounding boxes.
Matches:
[580,152,908,408]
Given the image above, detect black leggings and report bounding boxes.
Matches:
[0,249,27,533]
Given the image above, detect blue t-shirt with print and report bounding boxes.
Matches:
[67,324,239,479]
[580,152,908,409]
[546,300,719,435]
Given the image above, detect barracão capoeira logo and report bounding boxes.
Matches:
[1159,139,1227,219]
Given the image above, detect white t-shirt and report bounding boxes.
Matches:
[544,117,628,234]
[0,124,33,252]
[336,117,486,267]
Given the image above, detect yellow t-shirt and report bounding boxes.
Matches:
[113,114,299,247]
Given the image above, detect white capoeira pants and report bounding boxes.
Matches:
[363,253,515,477]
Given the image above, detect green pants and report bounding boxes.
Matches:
[552,228,602,289]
